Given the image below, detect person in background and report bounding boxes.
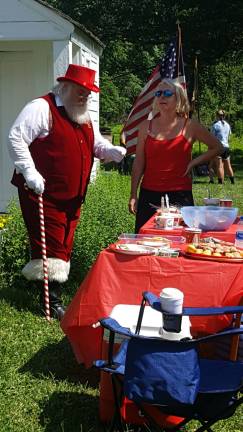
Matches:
[128,78,223,233]
[211,109,235,184]
[8,64,126,319]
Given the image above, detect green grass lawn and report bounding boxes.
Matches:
[1,144,243,431]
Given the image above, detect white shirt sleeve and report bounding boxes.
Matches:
[8,98,50,173]
[93,124,113,160]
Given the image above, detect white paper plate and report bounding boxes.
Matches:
[109,243,156,255]
[137,240,170,247]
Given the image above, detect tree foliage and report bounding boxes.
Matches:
[47,0,243,128]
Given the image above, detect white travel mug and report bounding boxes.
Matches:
[159,288,184,332]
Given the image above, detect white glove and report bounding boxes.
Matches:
[22,167,45,195]
[105,146,127,163]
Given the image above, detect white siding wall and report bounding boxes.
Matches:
[0,41,53,211]
[0,0,73,40]
[53,41,71,81]
[0,0,103,211]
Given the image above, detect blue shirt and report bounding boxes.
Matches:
[211,120,231,147]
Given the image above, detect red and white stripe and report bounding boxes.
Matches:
[123,65,161,155]
[38,194,51,321]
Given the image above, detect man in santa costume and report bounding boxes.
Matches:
[8,64,126,320]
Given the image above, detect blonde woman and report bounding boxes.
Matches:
[128,78,223,232]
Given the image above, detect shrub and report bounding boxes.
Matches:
[70,171,134,285]
[0,174,134,291]
[0,201,29,287]
[233,120,243,139]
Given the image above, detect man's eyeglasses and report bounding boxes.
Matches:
[155,89,174,98]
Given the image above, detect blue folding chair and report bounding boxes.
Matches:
[95,292,243,432]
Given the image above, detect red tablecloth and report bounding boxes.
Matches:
[139,214,240,243]
[61,248,243,367]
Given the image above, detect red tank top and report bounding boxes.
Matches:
[142,119,192,191]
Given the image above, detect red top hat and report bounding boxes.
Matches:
[57,64,99,93]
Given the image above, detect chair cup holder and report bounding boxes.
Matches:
[162,312,182,333]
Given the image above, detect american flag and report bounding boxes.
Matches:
[123,33,186,155]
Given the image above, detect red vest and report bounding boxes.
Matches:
[11,93,94,201]
[142,134,192,191]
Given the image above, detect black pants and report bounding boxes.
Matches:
[135,187,194,233]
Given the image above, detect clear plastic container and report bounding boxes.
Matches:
[235,231,243,249]
[156,248,180,257]
[181,206,238,231]
[118,233,185,245]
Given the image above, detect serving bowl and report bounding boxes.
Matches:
[181,206,238,231]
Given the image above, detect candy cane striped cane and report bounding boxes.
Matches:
[38,194,51,321]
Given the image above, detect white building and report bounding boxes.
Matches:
[0,0,104,211]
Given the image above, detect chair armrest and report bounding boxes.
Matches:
[142,291,243,316]
[99,317,133,337]
[191,326,243,345]
[183,306,243,316]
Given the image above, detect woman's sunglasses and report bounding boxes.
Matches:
[155,89,174,98]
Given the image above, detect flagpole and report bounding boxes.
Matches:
[195,50,200,122]
[195,50,201,153]
[176,21,181,78]
[191,50,201,152]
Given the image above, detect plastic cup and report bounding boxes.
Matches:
[184,228,202,244]
[235,231,243,249]
[155,214,174,230]
[204,198,220,206]
[220,199,233,207]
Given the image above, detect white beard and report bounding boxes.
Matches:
[64,103,90,125]
[58,86,90,124]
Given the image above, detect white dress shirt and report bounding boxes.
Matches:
[8,95,126,174]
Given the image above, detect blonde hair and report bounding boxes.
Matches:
[151,78,190,117]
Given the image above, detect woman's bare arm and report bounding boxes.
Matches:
[129,121,147,214]
[184,119,223,175]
